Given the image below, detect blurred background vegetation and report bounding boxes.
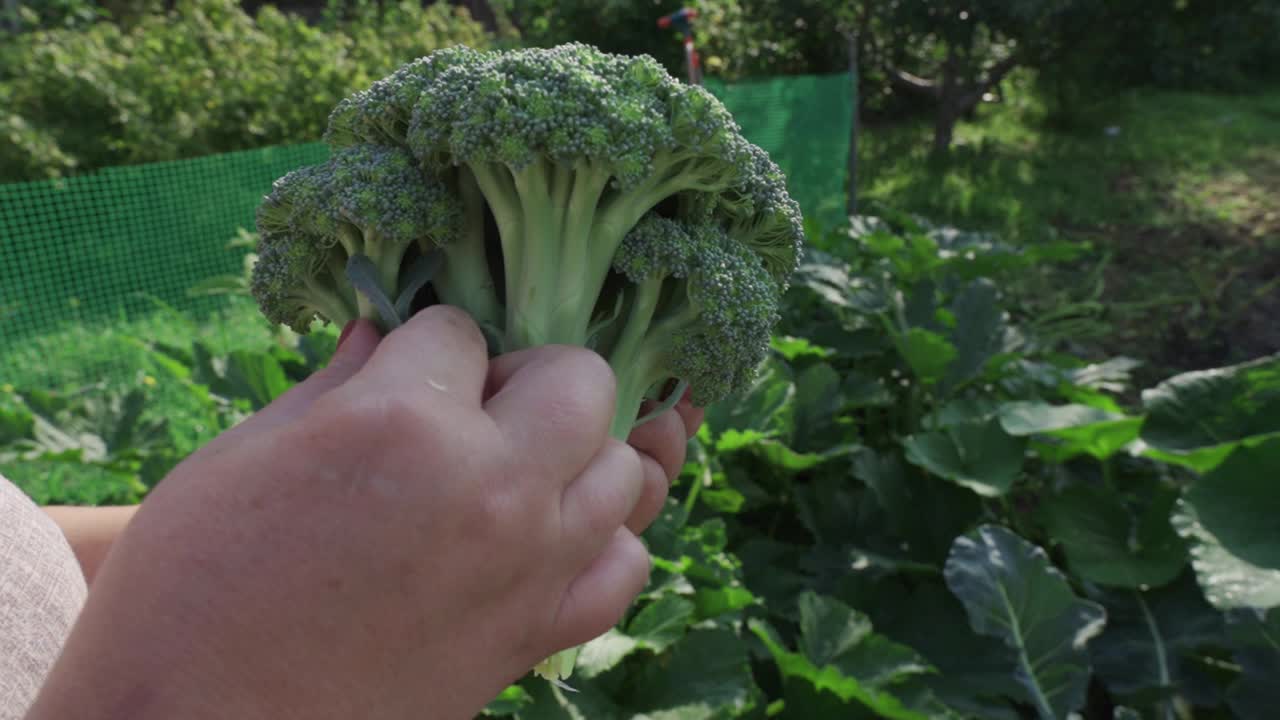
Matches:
[5,0,1279,181]
[3,0,1277,384]
[3,6,1280,717]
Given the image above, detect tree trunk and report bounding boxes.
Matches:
[453,0,499,32]
[4,0,18,32]
[933,106,958,153]
[934,53,1019,152]
[845,31,859,217]
[933,45,961,153]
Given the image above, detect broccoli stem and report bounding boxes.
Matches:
[467,159,524,285]
[607,279,663,381]
[298,278,356,330]
[585,153,739,301]
[606,279,665,439]
[333,225,380,323]
[604,277,703,440]
[472,159,614,349]
[364,228,404,297]
[431,168,502,329]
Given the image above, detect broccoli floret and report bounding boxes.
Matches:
[325,45,487,150]
[252,43,806,686]
[252,144,458,333]
[603,213,780,435]
[397,44,766,353]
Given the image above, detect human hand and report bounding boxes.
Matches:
[28,307,691,720]
[621,383,704,536]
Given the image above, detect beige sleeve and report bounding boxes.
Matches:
[0,476,88,720]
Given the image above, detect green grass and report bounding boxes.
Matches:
[0,297,290,505]
[0,296,278,391]
[860,84,1280,237]
[855,82,1280,382]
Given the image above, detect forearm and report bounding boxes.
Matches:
[24,500,280,720]
[42,505,139,584]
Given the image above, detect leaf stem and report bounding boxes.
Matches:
[1136,591,1174,720]
[998,584,1057,720]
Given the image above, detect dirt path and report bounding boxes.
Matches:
[1094,151,1280,383]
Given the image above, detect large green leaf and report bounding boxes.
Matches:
[692,585,755,620]
[0,393,35,445]
[1225,608,1280,720]
[190,343,293,411]
[852,449,982,565]
[902,419,1026,497]
[626,595,695,653]
[928,397,1001,428]
[998,401,1143,461]
[793,473,864,548]
[791,362,842,450]
[895,327,957,385]
[644,511,741,596]
[627,629,757,717]
[841,369,895,408]
[572,629,638,679]
[1171,440,1280,609]
[1140,353,1280,473]
[875,585,1024,720]
[944,525,1107,720]
[1066,357,1143,394]
[1038,482,1186,588]
[516,676,624,720]
[753,438,862,472]
[943,279,1005,389]
[1091,575,1226,713]
[483,685,534,716]
[748,593,938,720]
[736,538,811,615]
[225,349,293,410]
[792,249,868,311]
[796,592,934,686]
[703,355,794,438]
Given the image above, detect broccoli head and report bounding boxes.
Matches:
[251,42,806,685]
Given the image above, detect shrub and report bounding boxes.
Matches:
[0,0,492,182]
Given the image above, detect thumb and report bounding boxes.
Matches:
[286,319,383,407]
[211,320,382,446]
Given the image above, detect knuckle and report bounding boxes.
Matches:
[314,389,441,455]
[401,304,488,353]
[540,348,618,428]
[585,441,646,532]
[468,483,525,543]
[607,439,646,486]
[567,347,618,394]
[648,409,686,468]
[366,392,433,436]
[539,345,615,389]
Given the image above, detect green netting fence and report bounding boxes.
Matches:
[0,72,852,389]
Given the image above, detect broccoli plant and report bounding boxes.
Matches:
[250,42,805,683]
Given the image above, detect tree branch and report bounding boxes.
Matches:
[885,65,940,97]
[958,53,1020,109]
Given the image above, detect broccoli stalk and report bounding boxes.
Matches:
[252,42,805,687]
[428,166,503,332]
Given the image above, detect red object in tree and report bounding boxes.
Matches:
[657,8,698,30]
[656,8,702,85]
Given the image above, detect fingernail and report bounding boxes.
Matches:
[336,320,357,350]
